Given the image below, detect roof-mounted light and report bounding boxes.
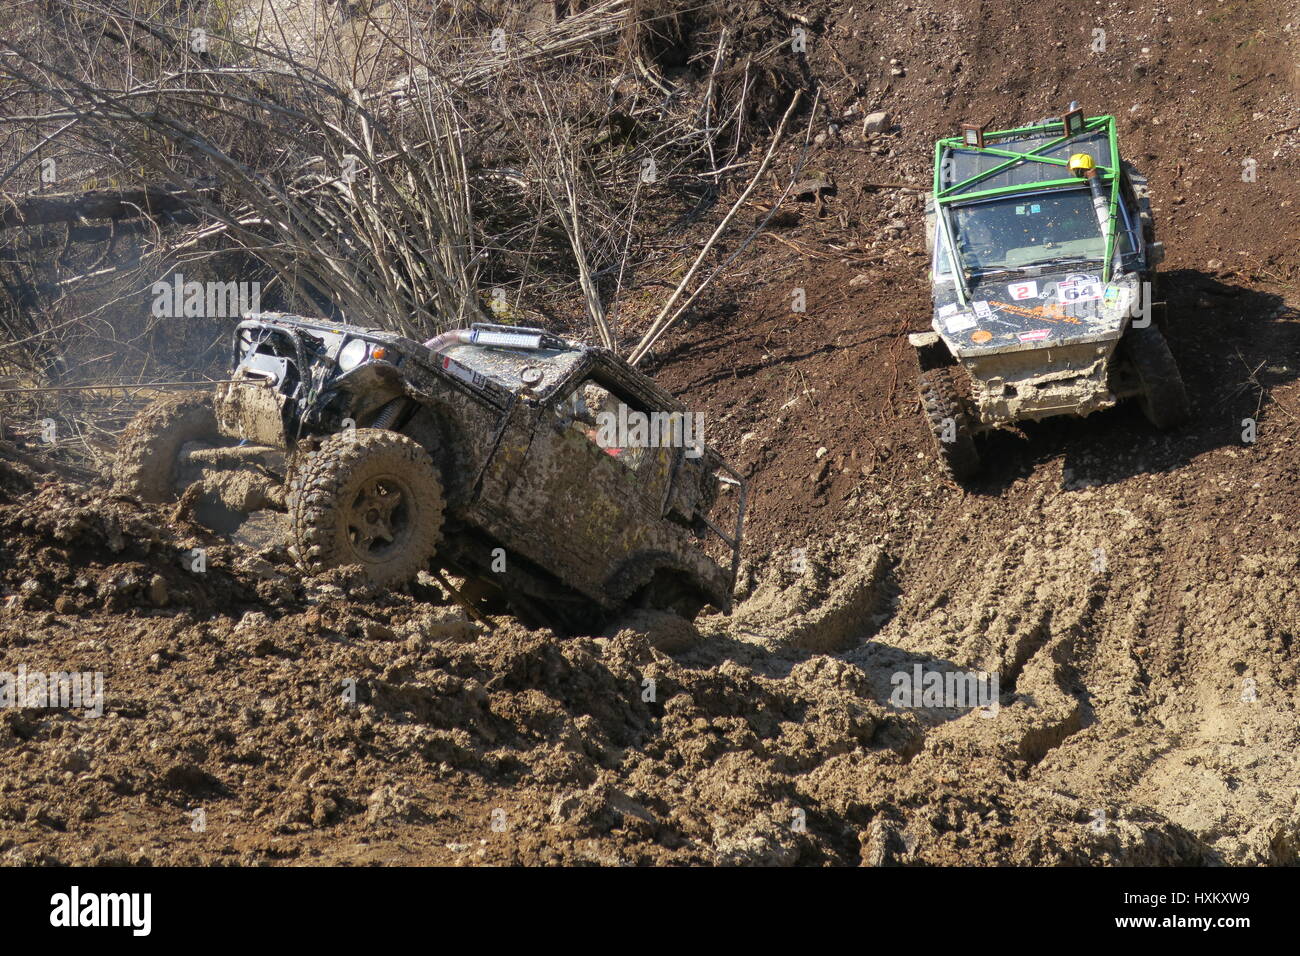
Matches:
[961,121,987,149]
[470,328,544,350]
[1062,106,1087,137]
[468,323,569,351]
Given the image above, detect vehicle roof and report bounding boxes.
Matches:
[237,312,408,346]
[935,115,1118,204]
[239,312,681,406]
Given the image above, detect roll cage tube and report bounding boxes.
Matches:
[933,114,1124,284]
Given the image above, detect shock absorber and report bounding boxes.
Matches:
[370,398,407,430]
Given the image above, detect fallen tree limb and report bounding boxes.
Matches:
[0,187,198,229]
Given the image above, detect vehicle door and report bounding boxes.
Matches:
[502,370,676,598]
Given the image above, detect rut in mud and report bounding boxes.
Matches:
[0,455,1297,866]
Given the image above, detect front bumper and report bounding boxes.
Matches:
[965,340,1119,425]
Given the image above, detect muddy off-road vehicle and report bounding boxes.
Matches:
[909,106,1189,479]
[114,315,746,632]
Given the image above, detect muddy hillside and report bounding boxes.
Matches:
[0,0,1298,865]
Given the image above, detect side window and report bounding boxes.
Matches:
[550,379,648,472]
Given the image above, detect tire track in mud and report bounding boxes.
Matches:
[856,466,1215,775]
[874,473,1077,678]
[1134,498,1201,686]
[784,466,1221,862]
[821,471,1104,794]
[850,446,1300,862]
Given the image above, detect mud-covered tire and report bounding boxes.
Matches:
[113,391,221,502]
[637,573,706,622]
[918,368,980,480]
[1123,324,1190,429]
[288,429,444,586]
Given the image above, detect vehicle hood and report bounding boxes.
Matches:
[930,268,1142,357]
[436,342,586,399]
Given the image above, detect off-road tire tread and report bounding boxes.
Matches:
[288,429,444,585]
[1123,161,1156,244]
[112,391,220,502]
[918,368,981,480]
[1124,324,1190,429]
[638,573,706,622]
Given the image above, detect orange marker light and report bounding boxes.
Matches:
[372,347,387,360]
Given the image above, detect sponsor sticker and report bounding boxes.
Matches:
[1057,273,1103,304]
[1007,280,1038,301]
[441,354,488,388]
[971,329,993,344]
[945,312,977,333]
[972,300,994,319]
[1018,328,1051,342]
[937,303,960,318]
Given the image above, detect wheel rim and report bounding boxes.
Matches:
[343,475,414,562]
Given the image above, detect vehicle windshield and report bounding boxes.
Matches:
[949,187,1132,275]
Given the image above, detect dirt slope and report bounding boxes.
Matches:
[0,0,1298,866]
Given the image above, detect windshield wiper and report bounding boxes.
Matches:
[1036,255,1102,267]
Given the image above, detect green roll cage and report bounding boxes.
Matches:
[933,114,1121,304]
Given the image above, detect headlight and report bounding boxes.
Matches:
[338,338,369,371]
